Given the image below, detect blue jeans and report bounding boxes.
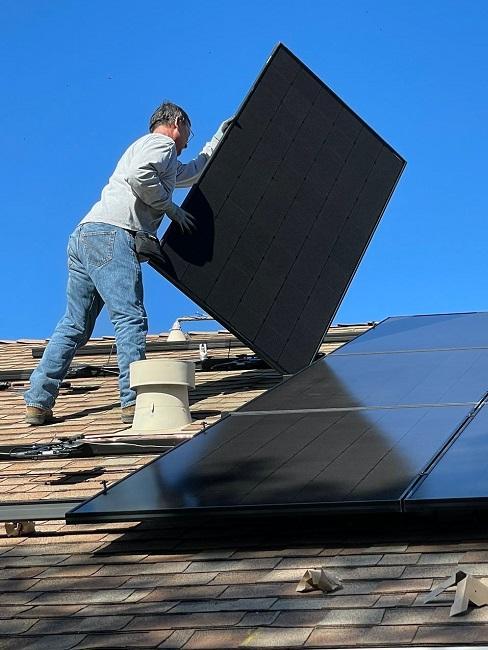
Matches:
[24,222,147,410]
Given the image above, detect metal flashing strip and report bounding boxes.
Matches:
[151,43,405,375]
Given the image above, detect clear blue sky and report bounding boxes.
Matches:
[1,0,487,339]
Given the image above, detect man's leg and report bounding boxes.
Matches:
[85,225,147,410]
[24,227,104,418]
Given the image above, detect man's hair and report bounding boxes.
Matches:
[149,101,191,132]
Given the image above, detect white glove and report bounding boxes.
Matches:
[215,116,234,140]
[165,202,195,233]
[202,116,235,157]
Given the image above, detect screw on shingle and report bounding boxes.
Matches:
[101,480,108,494]
[201,421,208,432]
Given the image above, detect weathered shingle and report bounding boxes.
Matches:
[2,324,488,649]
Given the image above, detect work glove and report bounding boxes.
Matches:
[202,116,235,157]
[215,116,234,140]
[165,202,195,234]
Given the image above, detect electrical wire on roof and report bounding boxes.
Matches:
[0,436,171,460]
[105,341,115,367]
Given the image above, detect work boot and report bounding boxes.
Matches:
[25,406,53,426]
[121,404,136,424]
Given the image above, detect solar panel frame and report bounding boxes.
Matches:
[150,43,406,374]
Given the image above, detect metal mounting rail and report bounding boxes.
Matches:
[0,499,85,522]
[31,338,246,358]
[31,331,358,359]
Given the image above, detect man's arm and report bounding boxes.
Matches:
[175,152,210,188]
[175,117,234,188]
[126,136,177,213]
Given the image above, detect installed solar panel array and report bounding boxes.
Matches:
[151,44,405,374]
[68,312,488,522]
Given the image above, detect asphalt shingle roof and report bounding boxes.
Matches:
[2,324,486,649]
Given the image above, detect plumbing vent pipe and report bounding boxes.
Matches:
[165,314,217,342]
[166,319,188,342]
[129,359,195,433]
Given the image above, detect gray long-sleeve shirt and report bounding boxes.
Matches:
[80,133,211,235]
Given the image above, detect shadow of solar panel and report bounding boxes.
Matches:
[150,44,406,374]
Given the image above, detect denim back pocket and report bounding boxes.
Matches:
[81,230,116,269]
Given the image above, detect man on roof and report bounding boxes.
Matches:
[24,101,232,425]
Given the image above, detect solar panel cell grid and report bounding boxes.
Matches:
[151,44,404,374]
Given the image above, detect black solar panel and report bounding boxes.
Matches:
[239,348,488,411]
[334,312,488,355]
[406,403,488,510]
[151,44,405,374]
[67,405,469,520]
[67,313,488,523]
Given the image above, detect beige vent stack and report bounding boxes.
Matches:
[129,359,195,433]
[166,319,188,342]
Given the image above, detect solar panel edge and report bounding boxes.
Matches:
[278,44,407,164]
[68,500,403,523]
[303,153,406,368]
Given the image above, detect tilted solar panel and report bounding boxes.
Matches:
[150,44,405,374]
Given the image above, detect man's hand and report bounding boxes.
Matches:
[202,116,235,158]
[166,202,195,234]
[215,116,235,140]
